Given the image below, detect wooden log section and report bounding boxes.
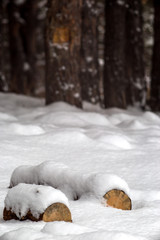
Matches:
[3,203,72,222]
[103,189,132,210]
[43,202,72,222]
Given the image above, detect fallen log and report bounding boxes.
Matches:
[3,202,72,222]
[3,183,72,222]
[103,189,132,210]
[9,162,132,210]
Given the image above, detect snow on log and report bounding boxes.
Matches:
[85,173,130,198]
[9,162,132,210]
[103,189,132,210]
[3,184,72,222]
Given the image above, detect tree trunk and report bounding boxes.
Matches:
[0,0,10,92]
[7,0,46,96]
[80,0,100,104]
[125,0,145,107]
[45,0,82,108]
[20,0,39,96]
[150,0,160,111]
[0,0,5,91]
[103,0,127,109]
[7,0,27,94]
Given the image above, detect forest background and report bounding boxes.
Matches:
[0,0,159,111]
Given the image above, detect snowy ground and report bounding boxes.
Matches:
[0,93,160,240]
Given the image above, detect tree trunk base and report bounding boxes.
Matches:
[3,202,72,222]
[103,189,132,210]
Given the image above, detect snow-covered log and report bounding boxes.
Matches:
[3,184,72,222]
[9,161,132,210]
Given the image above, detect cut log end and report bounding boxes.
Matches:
[43,203,72,222]
[3,202,72,222]
[103,189,132,210]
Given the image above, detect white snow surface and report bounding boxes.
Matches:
[42,221,94,235]
[0,93,160,240]
[4,184,69,219]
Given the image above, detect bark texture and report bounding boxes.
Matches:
[125,0,145,107]
[81,0,100,104]
[0,0,10,92]
[45,0,82,108]
[150,0,160,111]
[20,0,39,95]
[7,0,27,94]
[103,0,127,108]
[7,0,46,96]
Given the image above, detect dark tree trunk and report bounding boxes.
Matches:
[45,0,82,108]
[7,0,46,96]
[20,0,39,96]
[125,0,145,107]
[7,0,27,94]
[81,0,100,104]
[103,0,127,109]
[0,0,10,92]
[21,0,47,97]
[0,0,5,91]
[34,0,47,97]
[150,0,160,111]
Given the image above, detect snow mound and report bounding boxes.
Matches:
[43,221,93,235]
[96,134,132,149]
[0,112,17,121]
[118,119,147,130]
[45,101,82,112]
[10,161,130,200]
[72,231,148,240]
[10,165,40,187]
[0,228,148,240]
[0,228,52,240]
[142,111,160,123]
[5,183,69,219]
[86,130,132,149]
[9,123,45,135]
[107,110,160,129]
[73,112,111,126]
[108,113,135,125]
[0,93,43,109]
[37,111,110,127]
[41,130,90,145]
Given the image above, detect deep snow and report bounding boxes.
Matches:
[0,93,160,239]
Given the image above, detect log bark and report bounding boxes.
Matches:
[3,202,72,222]
[103,189,132,210]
